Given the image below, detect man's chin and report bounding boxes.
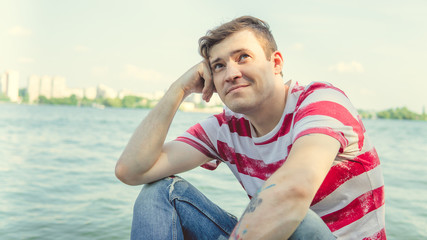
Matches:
[225,101,253,114]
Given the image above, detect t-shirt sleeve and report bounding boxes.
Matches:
[291,82,365,153]
[174,117,223,170]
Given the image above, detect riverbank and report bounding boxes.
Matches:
[0,101,224,114]
[2,100,426,120]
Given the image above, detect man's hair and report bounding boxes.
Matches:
[199,16,278,61]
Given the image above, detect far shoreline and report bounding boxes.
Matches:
[1,101,426,121]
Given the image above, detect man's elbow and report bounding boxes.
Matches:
[115,161,142,186]
[115,162,130,184]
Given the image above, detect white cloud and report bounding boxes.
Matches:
[329,61,364,73]
[18,57,34,63]
[8,25,32,36]
[74,45,90,52]
[122,64,163,81]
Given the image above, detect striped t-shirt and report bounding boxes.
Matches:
[175,80,386,239]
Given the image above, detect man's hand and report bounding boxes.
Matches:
[177,61,215,102]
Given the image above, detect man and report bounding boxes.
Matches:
[115,16,386,239]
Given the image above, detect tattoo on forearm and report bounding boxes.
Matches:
[230,183,277,239]
[242,183,276,216]
[260,183,276,192]
[243,196,262,215]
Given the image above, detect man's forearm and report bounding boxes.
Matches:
[229,177,311,240]
[115,82,186,184]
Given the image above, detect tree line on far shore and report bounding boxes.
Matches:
[37,95,154,108]
[1,89,155,108]
[358,107,426,121]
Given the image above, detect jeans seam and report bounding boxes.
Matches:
[172,208,177,240]
[168,178,179,240]
[171,197,233,236]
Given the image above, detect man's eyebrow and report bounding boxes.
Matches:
[210,57,221,66]
[209,48,252,66]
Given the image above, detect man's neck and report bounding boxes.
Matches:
[247,83,290,137]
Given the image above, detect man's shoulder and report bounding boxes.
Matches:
[288,80,340,98]
[291,81,349,107]
[299,81,347,96]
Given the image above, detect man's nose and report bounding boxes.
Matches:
[225,63,242,82]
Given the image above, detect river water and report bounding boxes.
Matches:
[0,104,426,239]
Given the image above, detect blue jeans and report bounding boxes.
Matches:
[131,176,335,240]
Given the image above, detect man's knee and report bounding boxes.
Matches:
[134,176,187,205]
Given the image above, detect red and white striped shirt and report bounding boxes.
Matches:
[175,81,386,239]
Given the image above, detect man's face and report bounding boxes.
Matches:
[209,30,281,115]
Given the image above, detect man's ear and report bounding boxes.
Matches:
[271,51,284,75]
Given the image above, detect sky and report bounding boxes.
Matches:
[1,0,426,113]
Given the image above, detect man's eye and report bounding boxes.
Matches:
[239,54,250,61]
[213,64,224,70]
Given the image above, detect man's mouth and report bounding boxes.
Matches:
[226,84,249,95]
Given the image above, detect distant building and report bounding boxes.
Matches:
[39,75,52,98]
[118,89,132,99]
[180,102,196,111]
[0,72,7,95]
[186,93,202,105]
[97,84,117,98]
[27,75,40,103]
[84,87,97,100]
[51,76,67,98]
[192,93,222,107]
[0,70,20,102]
[66,88,84,99]
[118,89,144,99]
[205,94,222,107]
[27,75,68,102]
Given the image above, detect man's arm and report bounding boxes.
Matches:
[115,62,215,185]
[230,134,340,240]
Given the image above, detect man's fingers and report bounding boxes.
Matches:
[203,88,214,102]
[202,80,214,102]
[201,62,214,102]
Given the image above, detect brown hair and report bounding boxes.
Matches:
[199,16,278,61]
